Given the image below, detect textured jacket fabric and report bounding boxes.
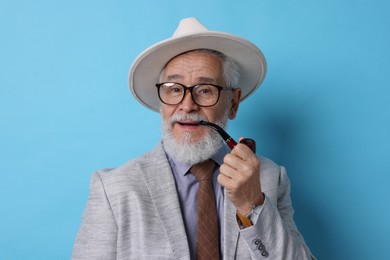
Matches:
[72,143,314,259]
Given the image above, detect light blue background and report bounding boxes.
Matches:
[1,0,389,259]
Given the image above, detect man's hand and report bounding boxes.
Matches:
[218,138,263,216]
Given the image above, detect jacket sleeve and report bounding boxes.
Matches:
[239,166,316,260]
[72,172,118,260]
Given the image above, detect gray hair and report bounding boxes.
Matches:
[159,49,240,88]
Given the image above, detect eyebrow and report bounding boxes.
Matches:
[166,74,183,82]
[165,75,217,84]
[197,77,217,84]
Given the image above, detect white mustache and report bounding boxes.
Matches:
[169,114,208,124]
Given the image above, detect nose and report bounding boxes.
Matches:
[178,90,199,112]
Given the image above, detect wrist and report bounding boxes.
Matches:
[237,192,265,216]
[236,193,265,228]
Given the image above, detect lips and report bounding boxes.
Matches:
[176,121,200,126]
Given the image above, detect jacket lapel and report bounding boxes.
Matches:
[140,143,190,259]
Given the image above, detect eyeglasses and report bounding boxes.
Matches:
[156,82,234,107]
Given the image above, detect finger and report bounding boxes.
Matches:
[217,172,236,189]
[217,172,228,187]
[223,153,242,169]
[224,150,257,178]
[231,143,256,161]
[219,163,237,179]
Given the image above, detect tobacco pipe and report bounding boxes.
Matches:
[198,120,256,153]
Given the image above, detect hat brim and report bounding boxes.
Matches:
[128,31,267,112]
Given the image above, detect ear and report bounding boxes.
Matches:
[228,88,241,119]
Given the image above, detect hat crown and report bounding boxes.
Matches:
[173,17,209,37]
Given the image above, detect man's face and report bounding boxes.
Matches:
[160,51,240,143]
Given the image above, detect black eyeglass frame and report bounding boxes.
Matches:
[155,82,234,107]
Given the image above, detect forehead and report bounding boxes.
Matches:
[162,51,223,82]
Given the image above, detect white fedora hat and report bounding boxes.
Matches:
[128,17,267,112]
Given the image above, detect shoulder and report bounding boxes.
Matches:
[259,156,283,174]
[98,143,166,174]
[91,143,168,191]
[258,155,288,186]
[258,156,291,202]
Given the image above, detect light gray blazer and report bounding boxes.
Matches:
[72,143,314,259]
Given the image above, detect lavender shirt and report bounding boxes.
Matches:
[166,145,229,260]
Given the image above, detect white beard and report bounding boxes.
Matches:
[162,112,229,165]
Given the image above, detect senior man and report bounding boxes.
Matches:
[72,17,315,260]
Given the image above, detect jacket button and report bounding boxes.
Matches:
[253,239,261,246]
[261,251,269,257]
[258,245,265,251]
